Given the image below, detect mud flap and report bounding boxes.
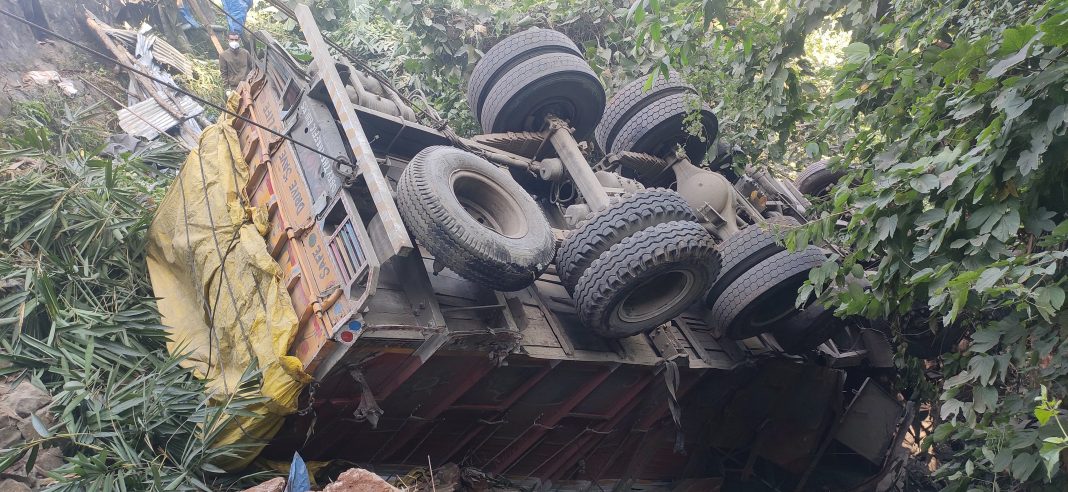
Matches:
[349,368,384,428]
[660,358,686,453]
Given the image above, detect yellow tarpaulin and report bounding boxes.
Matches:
[146,112,311,470]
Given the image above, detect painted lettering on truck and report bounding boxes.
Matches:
[304,230,331,282]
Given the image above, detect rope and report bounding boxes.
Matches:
[0,7,351,168]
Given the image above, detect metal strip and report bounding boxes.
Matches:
[294,4,413,258]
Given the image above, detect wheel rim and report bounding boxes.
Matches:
[451,170,528,239]
[615,269,695,324]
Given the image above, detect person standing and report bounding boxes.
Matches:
[222,0,254,35]
[219,32,254,89]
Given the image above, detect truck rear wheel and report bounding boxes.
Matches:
[795,160,846,197]
[595,71,718,163]
[556,188,696,294]
[467,28,581,122]
[708,246,827,340]
[478,52,605,138]
[397,146,555,291]
[771,303,845,354]
[595,71,691,155]
[705,216,799,308]
[574,220,719,338]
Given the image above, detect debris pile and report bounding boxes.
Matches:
[238,468,400,492]
[84,11,204,148]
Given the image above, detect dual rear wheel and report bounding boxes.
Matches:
[402,29,829,344]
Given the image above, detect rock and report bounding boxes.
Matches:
[0,92,11,119]
[322,468,399,492]
[0,382,63,489]
[0,429,20,448]
[32,447,64,475]
[15,414,45,440]
[0,415,22,448]
[2,382,51,417]
[240,477,285,492]
[0,480,31,492]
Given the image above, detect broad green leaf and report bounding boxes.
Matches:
[999,26,1037,55]
[1011,452,1040,481]
[974,267,1006,292]
[843,42,869,66]
[910,174,939,193]
[972,386,997,413]
[1039,441,1066,479]
[915,209,946,228]
[969,328,1001,354]
[1035,286,1066,318]
[1040,13,1068,46]
[941,398,965,420]
[991,209,1020,242]
[876,215,898,241]
[952,101,984,120]
[987,43,1030,79]
[968,354,996,386]
[992,448,1013,472]
[992,88,1033,121]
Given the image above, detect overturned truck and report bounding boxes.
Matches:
[149,6,910,490]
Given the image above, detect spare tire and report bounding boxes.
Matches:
[397,146,555,291]
[467,28,582,122]
[705,216,800,308]
[478,52,605,138]
[556,188,696,294]
[708,247,827,340]
[795,160,846,197]
[574,220,720,338]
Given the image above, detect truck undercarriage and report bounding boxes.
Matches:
[201,6,909,489]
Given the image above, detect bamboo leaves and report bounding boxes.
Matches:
[0,98,261,489]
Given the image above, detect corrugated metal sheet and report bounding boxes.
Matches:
[114,26,204,149]
[105,28,192,77]
[117,95,203,142]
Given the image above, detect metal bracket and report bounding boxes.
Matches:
[294,4,413,259]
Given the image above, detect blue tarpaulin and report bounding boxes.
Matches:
[222,0,253,34]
